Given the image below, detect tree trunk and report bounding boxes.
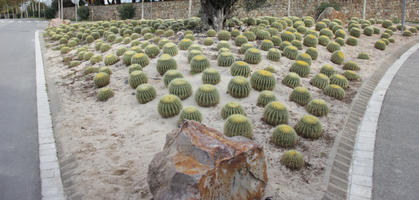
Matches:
[188,0,192,18]
[200,0,233,31]
[141,0,144,19]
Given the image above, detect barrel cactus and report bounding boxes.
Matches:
[157,94,183,118]
[343,61,360,71]
[234,35,248,46]
[178,106,203,125]
[261,40,274,51]
[179,39,193,50]
[217,52,235,67]
[116,46,128,56]
[224,114,253,139]
[296,53,312,66]
[97,87,114,102]
[168,78,193,100]
[326,41,341,53]
[318,35,330,46]
[263,101,289,126]
[281,31,295,42]
[267,48,281,61]
[244,48,262,64]
[290,87,312,106]
[104,54,119,66]
[163,70,184,87]
[320,28,334,39]
[346,36,358,46]
[349,28,361,38]
[94,72,110,88]
[162,42,179,56]
[271,35,282,46]
[364,26,374,36]
[131,53,150,67]
[135,83,156,104]
[216,41,231,50]
[303,34,318,47]
[90,54,103,65]
[283,46,298,60]
[230,61,251,77]
[98,66,112,75]
[343,70,360,81]
[100,43,111,52]
[279,41,292,50]
[324,84,345,100]
[203,38,214,46]
[188,50,203,63]
[129,70,148,89]
[334,29,346,39]
[250,70,276,91]
[128,64,142,73]
[357,52,370,60]
[257,90,277,107]
[375,40,386,50]
[306,99,329,117]
[271,125,298,148]
[331,50,344,65]
[227,76,251,98]
[289,60,310,77]
[305,47,318,60]
[330,74,349,88]
[243,31,256,41]
[315,22,327,31]
[221,102,246,119]
[156,54,177,75]
[190,55,210,73]
[194,84,220,107]
[280,150,304,170]
[282,72,300,88]
[310,73,330,89]
[291,40,303,50]
[256,30,271,40]
[84,66,99,75]
[207,29,216,37]
[217,30,231,41]
[335,37,345,46]
[144,44,160,58]
[202,68,221,85]
[295,115,323,139]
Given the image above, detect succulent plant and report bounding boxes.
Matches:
[162,42,179,56]
[282,72,300,88]
[342,61,360,71]
[156,54,177,75]
[283,46,299,60]
[330,74,349,88]
[289,86,312,106]
[217,52,235,67]
[343,70,360,81]
[267,48,281,61]
[256,90,277,107]
[306,99,329,117]
[319,64,335,77]
[295,115,323,139]
[335,37,345,46]
[178,106,203,125]
[250,70,276,91]
[130,46,143,53]
[84,66,99,75]
[271,125,298,148]
[305,47,318,60]
[281,31,295,42]
[263,101,289,126]
[128,64,143,73]
[326,41,341,53]
[94,72,110,88]
[168,78,193,100]
[363,26,374,36]
[98,67,112,75]
[244,48,262,64]
[194,84,220,107]
[69,60,81,68]
[163,70,184,87]
[216,41,231,50]
[334,29,346,39]
[97,87,114,102]
[243,31,256,41]
[131,53,150,67]
[281,150,304,170]
[144,44,160,58]
[315,22,327,31]
[217,30,231,41]
[349,27,361,38]
[271,35,282,46]
[289,60,310,77]
[324,84,345,100]
[331,50,344,65]
[60,46,70,54]
[357,52,370,60]
[104,54,119,66]
[89,54,102,64]
[207,29,216,37]
[184,33,195,41]
[296,53,312,66]
[227,76,251,98]
[382,20,392,28]
[320,28,334,39]
[100,43,111,52]
[129,70,148,89]
[310,72,330,89]
[158,94,183,118]
[218,48,230,54]
[375,40,386,50]
[318,35,330,46]
[346,36,358,46]
[221,102,246,119]
[261,40,274,51]
[187,49,203,63]
[179,39,193,50]
[238,43,253,54]
[202,68,221,85]
[303,34,318,47]
[122,50,135,66]
[203,38,214,46]
[224,114,253,138]
[234,35,248,46]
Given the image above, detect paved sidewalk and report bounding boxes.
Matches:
[0,20,46,200]
[373,49,419,200]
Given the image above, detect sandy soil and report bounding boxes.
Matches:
[41,25,417,200]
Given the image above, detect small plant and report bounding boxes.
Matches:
[129,70,148,89]
[156,54,177,75]
[382,20,392,28]
[194,84,220,107]
[324,84,345,100]
[224,114,253,139]
[334,29,346,39]
[283,46,299,60]
[295,115,323,139]
[244,48,262,64]
[343,70,360,81]
[98,67,112,75]
[296,53,312,66]
[178,106,202,125]
[261,40,274,51]
[203,38,214,46]
[221,102,246,119]
[315,22,327,31]
[163,70,184,87]
[135,83,156,104]
[123,51,135,66]
[256,30,271,40]
[216,41,231,50]
[168,78,193,100]
[190,55,210,73]
[267,48,281,61]
[243,31,256,41]
[227,76,251,98]
[306,99,329,117]
[290,87,312,106]
[271,125,298,148]
[305,47,318,60]
[271,36,282,46]
[363,26,374,36]
[335,37,345,46]
[330,74,349,88]
[318,35,330,46]
[310,73,330,89]
[257,90,277,107]
[144,44,160,58]
[346,36,358,46]
[263,101,289,126]
[349,27,361,38]
[303,34,318,47]
[188,49,203,63]
[100,43,111,52]
[179,39,193,50]
[343,61,360,71]
[97,88,114,102]
[84,66,99,75]
[326,41,341,53]
[217,52,235,67]
[104,54,119,66]
[289,60,310,77]
[402,30,412,37]
[162,42,179,56]
[279,41,291,50]
[234,35,248,46]
[131,53,150,67]
[281,31,295,42]
[158,94,183,118]
[207,29,216,37]
[217,30,231,41]
[331,50,344,65]
[282,72,300,88]
[320,28,334,39]
[357,52,370,60]
[90,54,103,65]
[94,72,110,88]
[231,61,251,77]
[250,70,276,91]
[202,68,221,85]
[280,150,304,170]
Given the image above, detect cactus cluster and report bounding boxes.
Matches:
[263,101,289,126]
[136,83,156,104]
[221,102,246,119]
[271,125,298,148]
[227,76,251,98]
[158,94,183,118]
[178,106,203,125]
[194,84,220,107]
[224,114,253,139]
[306,99,329,117]
[168,78,193,100]
[202,68,221,85]
[244,48,262,64]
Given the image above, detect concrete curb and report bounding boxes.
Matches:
[322,39,419,200]
[35,30,66,200]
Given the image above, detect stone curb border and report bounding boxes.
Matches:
[322,39,419,200]
[35,30,66,200]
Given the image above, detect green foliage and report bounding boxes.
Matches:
[179,39,193,50]
[202,68,221,85]
[316,2,341,18]
[346,36,358,46]
[327,41,341,53]
[261,40,274,51]
[310,73,330,89]
[168,78,193,100]
[318,35,330,46]
[282,72,300,88]
[217,30,231,41]
[295,115,323,139]
[158,94,183,118]
[250,70,276,91]
[77,6,90,21]
[221,102,246,119]
[131,53,150,67]
[324,84,345,100]
[331,50,344,65]
[289,60,310,77]
[97,88,114,102]
[306,99,329,117]
[271,125,298,148]
[129,70,148,89]
[231,61,251,77]
[243,31,256,41]
[343,70,360,81]
[224,114,253,139]
[267,48,281,62]
[194,84,220,107]
[156,54,177,75]
[290,86,312,106]
[44,7,57,19]
[178,106,202,125]
[228,76,251,98]
[306,47,318,60]
[263,101,289,126]
[283,46,299,60]
[104,54,119,66]
[94,72,110,88]
[257,90,277,107]
[217,52,235,67]
[303,34,318,47]
[244,48,262,64]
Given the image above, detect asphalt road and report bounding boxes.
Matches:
[0,19,47,200]
[373,49,419,200]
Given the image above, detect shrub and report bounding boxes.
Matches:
[178,106,202,125]
[168,78,193,100]
[202,68,221,85]
[306,99,329,117]
[316,2,341,18]
[94,72,110,88]
[231,61,251,77]
[158,94,183,118]
[290,87,312,106]
[263,101,289,126]
[324,84,345,100]
[221,102,246,119]
[227,76,251,98]
[194,84,220,107]
[77,6,90,21]
[224,114,253,139]
[310,73,330,89]
[118,4,135,20]
[331,50,344,65]
[250,70,276,91]
[295,115,323,139]
[190,55,210,73]
[163,70,184,87]
[217,52,235,67]
[289,60,310,77]
[244,48,262,64]
[271,125,298,148]
[267,48,281,62]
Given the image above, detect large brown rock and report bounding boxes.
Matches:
[147,121,268,200]
[317,7,346,24]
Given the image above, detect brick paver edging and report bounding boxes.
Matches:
[322,38,419,200]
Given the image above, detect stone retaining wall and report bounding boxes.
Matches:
[63,0,419,22]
